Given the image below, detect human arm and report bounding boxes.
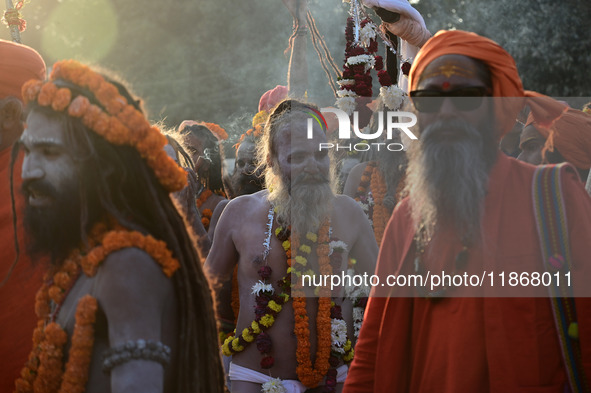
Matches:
[204,199,242,327]
[208,199,229,240]
[96,248,176,393]
[342,161,369,199]
[346,196,378,278]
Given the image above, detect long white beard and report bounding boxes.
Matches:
[405,118,497,242]
[267,170,334,236]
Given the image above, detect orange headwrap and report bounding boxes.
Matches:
[523,109,591,170]
[409,30,582,142]
[0,39,45,101]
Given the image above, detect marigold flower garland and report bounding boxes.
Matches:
[221,228,292,366]
[291,221,333,388]
[21,60,187,193]
[201,122,228,141]
[354,161,388,246]
[220,213,353,392]
[14,224,180,393]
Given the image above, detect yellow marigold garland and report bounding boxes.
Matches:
[21,60,187,193]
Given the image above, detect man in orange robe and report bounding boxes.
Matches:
[344,30,591,392]
[0,40,46,390]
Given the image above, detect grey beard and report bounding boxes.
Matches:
[405,118,497,242]
[268,171,334,236]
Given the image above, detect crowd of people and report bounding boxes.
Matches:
[1,0,591,392]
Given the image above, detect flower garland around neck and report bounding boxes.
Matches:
[336,17,406,118]
[21,59,187,193]
[220,211,353,392]
[221,209,291,368]
[290,221,353,391]
[15,224,180,393]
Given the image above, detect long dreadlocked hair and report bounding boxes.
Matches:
[10,80,225,393]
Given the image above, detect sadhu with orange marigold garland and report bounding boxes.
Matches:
[205,99,378,393]
[10,59,224,393]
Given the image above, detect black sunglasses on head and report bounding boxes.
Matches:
[409,86,492,113]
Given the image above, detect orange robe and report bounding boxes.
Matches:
[344,153,591,392]
[0,148,44,391]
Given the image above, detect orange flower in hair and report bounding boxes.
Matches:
[52,88,72,112]
[37,82,57,107]
[68,95,90,117]
[202,122,228,141]
[23,59,187,192]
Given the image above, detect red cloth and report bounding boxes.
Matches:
[0,148,44,391]
[0,39,45,101]
[344,154,591,392]
[408,30,584,142]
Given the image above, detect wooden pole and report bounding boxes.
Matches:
[4,0,22,43]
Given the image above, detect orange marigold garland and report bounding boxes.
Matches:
[291,219,333,388]
[80,230,180,278]
[21,60,187,193]
[370,164,387,246]
[354,161,388,246]
[220,212,352,390]
[59,296,98,393]
[196,189,214,230]
[201,122,228,141]
[15,224,180,393]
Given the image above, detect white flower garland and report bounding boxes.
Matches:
[262,378,287,393]
[329,240,348,256]
[379,85,407,111]
[251,280,274,296]
[346,54,376,73]
[359,23,377,47]
[336,96,357,116]
[331,318,349,354]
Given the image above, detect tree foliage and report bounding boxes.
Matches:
[1,0,588,137]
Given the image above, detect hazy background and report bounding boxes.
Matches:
[2,0,589,139]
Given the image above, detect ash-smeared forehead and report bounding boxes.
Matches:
[418,54,492,89]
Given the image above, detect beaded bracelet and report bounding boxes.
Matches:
[102,339,171,374]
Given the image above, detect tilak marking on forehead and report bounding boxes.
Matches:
[420,62,478,82]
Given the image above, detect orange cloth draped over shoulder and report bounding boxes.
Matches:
[408,30,590,165]
[525,110,591,170]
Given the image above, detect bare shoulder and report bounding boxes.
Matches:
[221,190,270,221]
[334,193,365,213]
[94,247,174,308]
